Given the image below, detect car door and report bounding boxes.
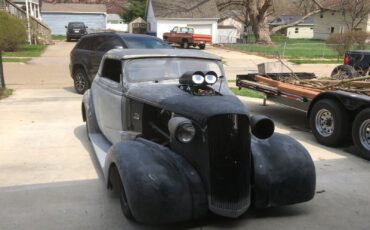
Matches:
[92,58,124,144]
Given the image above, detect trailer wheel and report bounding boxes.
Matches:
[352,108,370,160]
[310,99,350,147]
[330,65,358,80]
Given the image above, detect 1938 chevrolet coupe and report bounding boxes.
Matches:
[81,49,316,224]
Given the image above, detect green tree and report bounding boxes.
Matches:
[0,12,27,51]
[121,0,146,22]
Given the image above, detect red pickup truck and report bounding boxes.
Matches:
[163,26,212,50]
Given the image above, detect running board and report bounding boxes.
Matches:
[89,133,112,170]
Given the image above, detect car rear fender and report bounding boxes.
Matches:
[104,138,208,224]
[251,133,316,208]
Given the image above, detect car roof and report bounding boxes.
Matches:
[105,49,221,61]
[82,32,159,39]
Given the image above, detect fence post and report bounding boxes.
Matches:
[0,50,5,89]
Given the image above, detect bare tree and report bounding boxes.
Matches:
[340,0,370,31]
[217,0,337,44]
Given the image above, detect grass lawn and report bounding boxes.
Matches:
[3,44,47,57]
[224,35,370,64]
[2,58,32,63]
[52,35,66,41]
[0,88,12,100]
[230,87,264,99]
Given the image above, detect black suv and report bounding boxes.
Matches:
[69,32,171,94]
[65,22,88,41]
[331,50,370,79]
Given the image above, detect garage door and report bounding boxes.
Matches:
[188,24,212,35]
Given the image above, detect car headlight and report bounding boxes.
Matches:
[168,117,196,143]
[176,122,196,143]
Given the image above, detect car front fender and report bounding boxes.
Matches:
[105,138,208,224]
[251,133,316,208]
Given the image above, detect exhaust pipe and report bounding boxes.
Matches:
[250,115,275,139]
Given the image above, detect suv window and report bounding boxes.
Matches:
[101,59,122,83]
[68,22,85,29]
[122,37,170,49]
[77,36,105,51]
[97,36,123,52]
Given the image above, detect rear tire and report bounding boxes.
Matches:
[199,44,205,50]
[310,99,350,147]
[73,68,90,94]
[352,108,370,160]
[331,65,358,80]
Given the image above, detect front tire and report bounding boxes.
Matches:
[310,99,350,147]
[352,108,370,160]
[73,68,90,94]
[182,40,189,49]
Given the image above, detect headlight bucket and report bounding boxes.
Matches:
[168,117,196,143]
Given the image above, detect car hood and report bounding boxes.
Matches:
[125,83,248,125]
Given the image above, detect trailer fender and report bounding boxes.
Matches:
[251,133,316,208]
[105,138,208,224]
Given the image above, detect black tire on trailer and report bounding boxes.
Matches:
[309,99,350,147]
[67,37,71,42]
[199,44,205,50]
[73,68,90,94]
[352,108,370,160]
[330,64,358,80]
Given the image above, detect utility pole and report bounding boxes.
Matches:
[25,0,32,44]
[0,50,5,89]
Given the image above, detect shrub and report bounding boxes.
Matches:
[326,31,370,57]
[0,12,27,52]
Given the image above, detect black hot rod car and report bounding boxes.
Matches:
[82,49,316,224]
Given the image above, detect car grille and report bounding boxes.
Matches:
[207,114,251,217]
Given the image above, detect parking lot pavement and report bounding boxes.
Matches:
[0,41,369,230]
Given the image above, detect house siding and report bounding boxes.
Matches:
[287,25,314,39]
[314,11,370,40]
[41,13,106,35]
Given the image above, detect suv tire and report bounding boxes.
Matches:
[73,68,90,94]
[331,65,358,80]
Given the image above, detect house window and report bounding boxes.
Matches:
[320,12,324,18]
[295,27,299,33]
[331,27,335,33]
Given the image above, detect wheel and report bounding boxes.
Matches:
[182,40,189,49]
[330,65,358,80]
[352,108,370,160]
[73,68,90,94]
[199,44,205,50]
[67,36,71,42]
[109,166,134,220]
[309,99,350,147]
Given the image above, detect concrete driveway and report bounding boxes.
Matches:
[0,42,369,230]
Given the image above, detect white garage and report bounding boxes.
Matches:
[145,0,220,44]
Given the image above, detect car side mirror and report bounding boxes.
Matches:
[250,115,274,139]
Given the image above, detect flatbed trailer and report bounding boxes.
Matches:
[236,73,370,160]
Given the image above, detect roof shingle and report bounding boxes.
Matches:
[42,3,107,13]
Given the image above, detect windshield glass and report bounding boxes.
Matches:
[68,23,85,29]
[123,37,171,49]
[125,58,223,83]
